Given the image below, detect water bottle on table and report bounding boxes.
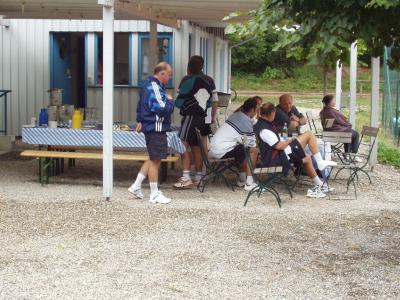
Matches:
[281,122,288,140]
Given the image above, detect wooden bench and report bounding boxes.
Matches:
[21,150,179,185]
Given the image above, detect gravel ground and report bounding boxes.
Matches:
[0,147,400,299]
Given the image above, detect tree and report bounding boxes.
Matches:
[226,0,400,92]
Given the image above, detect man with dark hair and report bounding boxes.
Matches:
[208,97,258,190]
[128,62,174,204]
[254,102,337,198]
[274,94,307,130]
[173,56,215,189]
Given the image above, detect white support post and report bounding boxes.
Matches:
[100,0,114,200]
[370,57,380,168]
[349,41,357,127]
[149,21,158,72]
[335,59,342,110]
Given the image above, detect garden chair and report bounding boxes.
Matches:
[331,126,379,198]
[194,128,238,193]
[306,111,323,138]
[243,147,293,208]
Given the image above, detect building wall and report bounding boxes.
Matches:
[0,19,229,136]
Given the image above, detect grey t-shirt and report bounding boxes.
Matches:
[274,105,303,128]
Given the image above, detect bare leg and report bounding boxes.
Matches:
[296,131,319,154]
[246,147,258,176]
[148,160,161,182]
[138,160,151,177]
[181,141,192,171]
[191,146,203,173]
[302,155,317,178]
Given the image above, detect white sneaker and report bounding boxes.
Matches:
[149,191,171,204]
[236,180,246,187]
[244,182,258,191]
[354,156,363,163]
[128,185,144,199]
[317,160,337,171]
[321,184,334,193]
[307,185,326,198]
[173,177,194,189]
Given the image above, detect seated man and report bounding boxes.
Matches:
[209,97,259,190]
[274,94,307,131]
[254,103,337,198]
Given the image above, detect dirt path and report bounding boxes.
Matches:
[236,90,371,98]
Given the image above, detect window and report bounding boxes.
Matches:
[200,37,208,74]
[96,33,130,85]
[138,33,173,87]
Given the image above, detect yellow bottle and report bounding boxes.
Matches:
[72,109,82,129]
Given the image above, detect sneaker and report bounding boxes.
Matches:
[353,156,363,163]
[236,180,246,187]
[173,177,194,189]
[128,185,144,199]
[306,185,327,198]
[317,160,337,171]
[321,184,334,193]
[244,182,258,191]
[149,191,171,204]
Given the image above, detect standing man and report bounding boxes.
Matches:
[173,56,214,188]
[128,62,174,204]
[274,94,307,130]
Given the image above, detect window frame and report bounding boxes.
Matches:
[138,32,173,88]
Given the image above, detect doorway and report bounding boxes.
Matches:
[50,32,86,108]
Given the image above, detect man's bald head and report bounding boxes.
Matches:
[154,62,172,85]
[279,94,293,113]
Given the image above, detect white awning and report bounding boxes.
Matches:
[0,0,262,28]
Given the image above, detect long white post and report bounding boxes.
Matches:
[101,0,114,200]
[335,59,342,110]
[370,57,380,168]
[349,41,357,127]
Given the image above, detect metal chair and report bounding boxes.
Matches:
[194,128,238,192]
[332,126,379,198]
[216,89,236,127]
[306,111,323,138]
[243,147,293,208]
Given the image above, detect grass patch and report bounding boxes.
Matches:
[378,143,400,168]
[232,65,373,93]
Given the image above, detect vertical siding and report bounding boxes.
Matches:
[1,19,221,136]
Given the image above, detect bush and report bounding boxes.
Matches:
[378,142,400,168]
[261,67,287,80]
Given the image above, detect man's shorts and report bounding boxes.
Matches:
[288,139,306,167]
[179,115,207,146]
[222,144,245,163]
[144,132,168,160]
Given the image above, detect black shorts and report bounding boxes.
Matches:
[179,115,207,146]
[144,132,168,160]
[222,145,245,163]
[288,139,306,167]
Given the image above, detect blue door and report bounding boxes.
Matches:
[50,32,72,104]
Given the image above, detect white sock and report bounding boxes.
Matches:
[182,170,191,180]
[132,173,146,189]
[246,176,254,185]
[149,182,158,196]
[312,176,323,187]
[239,172,246,182]
[195,172,202,182]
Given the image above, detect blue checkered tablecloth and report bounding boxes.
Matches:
[22,127,185,154]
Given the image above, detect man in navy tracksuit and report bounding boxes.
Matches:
[128,62,175,204]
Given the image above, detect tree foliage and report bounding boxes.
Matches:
[226,0,400,69]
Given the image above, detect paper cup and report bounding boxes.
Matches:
[30,117,37,126]
[48,121,58,128]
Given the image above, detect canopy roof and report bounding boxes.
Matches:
[0,0,262,28]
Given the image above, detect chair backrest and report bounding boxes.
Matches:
[194,128,211,167]
[323,118,335,130]
[217,92,231,108]
[306,111,319,134]
[360,126,379,161]
[322,131,353,144]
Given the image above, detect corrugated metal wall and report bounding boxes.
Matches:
[0,19,229,136]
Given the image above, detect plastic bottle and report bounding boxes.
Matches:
[72,109,82,129]
[39,108,48,127]
[282,122,288,140]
